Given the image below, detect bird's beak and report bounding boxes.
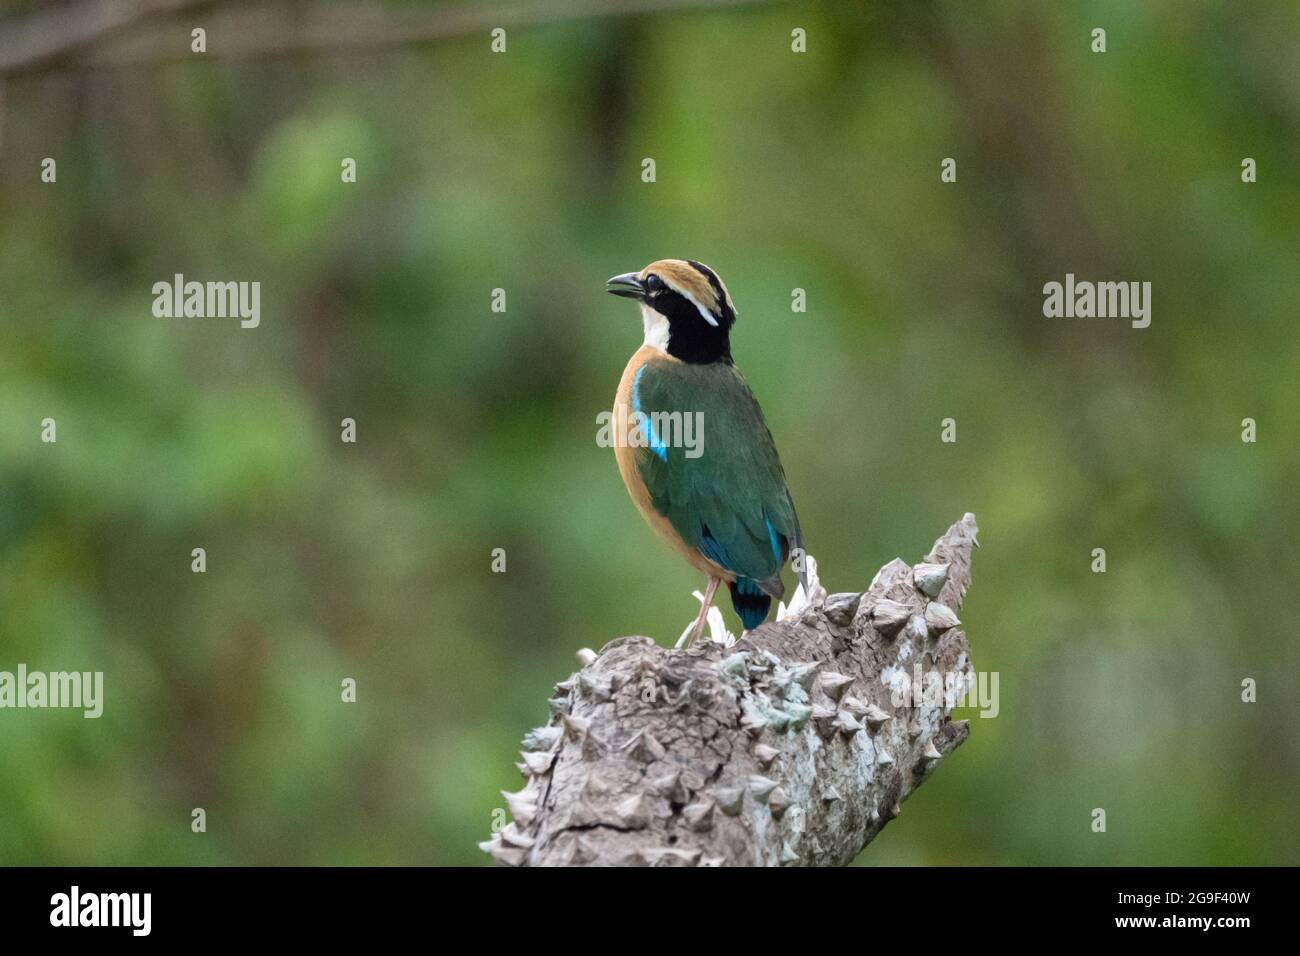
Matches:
[606,272,646,301]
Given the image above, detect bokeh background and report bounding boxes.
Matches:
[1,0,1296,866]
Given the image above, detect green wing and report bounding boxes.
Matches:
[632,359,802,596]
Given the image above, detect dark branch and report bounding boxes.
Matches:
[0,0,774,76]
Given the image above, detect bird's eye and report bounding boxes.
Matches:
[644,274,665,295]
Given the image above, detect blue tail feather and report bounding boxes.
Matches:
[729,577,771,631]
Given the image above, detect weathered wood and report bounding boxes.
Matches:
[482,513,979,867]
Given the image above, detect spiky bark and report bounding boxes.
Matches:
[481,513,979,867]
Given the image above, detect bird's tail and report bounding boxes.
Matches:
[729,578,772,631]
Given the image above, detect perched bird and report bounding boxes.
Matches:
[606,259,806,644]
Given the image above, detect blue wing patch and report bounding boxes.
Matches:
[698,526,731,570]
[765,517,783,564]
[632,365,668,462]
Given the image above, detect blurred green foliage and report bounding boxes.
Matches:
[0,0,1297,866]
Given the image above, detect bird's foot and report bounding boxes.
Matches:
[676,598,712,648]
[675,579,734,649]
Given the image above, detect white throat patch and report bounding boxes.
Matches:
[641,303,671,352]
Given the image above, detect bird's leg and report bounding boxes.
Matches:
[687,577,722,645]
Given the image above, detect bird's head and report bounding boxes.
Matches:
[606,259,736,364]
